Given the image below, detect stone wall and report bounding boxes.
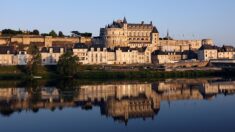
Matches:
[159,40,202,51]
[0,38,9,45]
[0,36,86,47]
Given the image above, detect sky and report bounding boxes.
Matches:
[1,0,235,45]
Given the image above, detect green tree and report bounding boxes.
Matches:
[41,33,50,36]
[27,44,42,76]
[58,31,64,37]
[57,51,79,78]
[32,29,40,35]
[49,30,58,37]
[71,31,80,36]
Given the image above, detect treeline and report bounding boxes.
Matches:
[1,29,40,36]
[0,29,92,37]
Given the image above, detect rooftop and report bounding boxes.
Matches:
[0,46,15,54]
[199,44,220,50]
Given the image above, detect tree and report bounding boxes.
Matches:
[71,31,92,37]
[49,30,57,37]
[58,31,64,37]
[27,44,42,76]
[57,51,79,78]
[41,33,50,36]
[71,31,80,36]
[32,29,40,35]
[1,29,23,36]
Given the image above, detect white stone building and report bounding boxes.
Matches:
[198,45,219,61]
[73,44,151,65]
[15,51,29,65]
[0,46,15,65]
[198,45,235,61]
[41,47,64,65]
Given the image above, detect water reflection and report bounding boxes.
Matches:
[0,78,235,125]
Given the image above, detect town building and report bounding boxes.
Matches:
[198,44,219,61]
[0,46,15,65]
[41,47,65,65]
[151,50,188,64]
[73,44,151,65]
[15,50,28,65]
[73,43,89,64]
[86,46,112,65]
[217,45,235,59]
[115,47,151,64]
[198,44,235,61]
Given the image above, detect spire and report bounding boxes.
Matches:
[152,26,159,33]
[167,29,169,38]
[123,17,127,23]
[164,29,173,40]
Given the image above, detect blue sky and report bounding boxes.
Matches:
[1,0,235,45]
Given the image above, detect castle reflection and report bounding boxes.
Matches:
[0,78,235,124]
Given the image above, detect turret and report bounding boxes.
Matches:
[202,39,214,46]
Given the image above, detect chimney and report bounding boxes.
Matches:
[49,48,53,53]
[60,48,64,53]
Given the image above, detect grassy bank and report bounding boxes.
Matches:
[0,65,233,80]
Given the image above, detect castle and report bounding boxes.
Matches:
[98,17,214,52]
[0,18,234,66]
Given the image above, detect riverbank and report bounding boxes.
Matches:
[0,65,233,80]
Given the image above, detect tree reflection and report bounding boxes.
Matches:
[56,79,80,102]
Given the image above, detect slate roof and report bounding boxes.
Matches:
[73,43,88,49]
[41,47,64,53]
[0,46,15,54]
[199,44,219,50]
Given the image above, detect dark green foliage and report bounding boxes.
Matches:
[1,29,40,36]
[31,29,40,35]
[1,29,23,36]
[57,51,79,78]
[41,33,50,36]
[58,31,64,37]
[49,30,58,37]
[27,45,42,76]
[71,31,92,37]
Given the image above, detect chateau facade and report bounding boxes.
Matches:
[98,18,214,53]
[100,18,159,52]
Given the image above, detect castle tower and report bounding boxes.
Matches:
[202,39,214,46]
[150,26,159,52]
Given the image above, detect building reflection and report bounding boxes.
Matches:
[0,78,235,124]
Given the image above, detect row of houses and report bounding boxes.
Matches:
[0,44,234,66]
[198,45,235,61]
[0,44,151,65]
[73,44,151,65]
[151,45,235,64]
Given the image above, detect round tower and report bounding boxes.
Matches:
[202,39,214,46]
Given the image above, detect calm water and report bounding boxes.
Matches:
[0,78,235,132]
